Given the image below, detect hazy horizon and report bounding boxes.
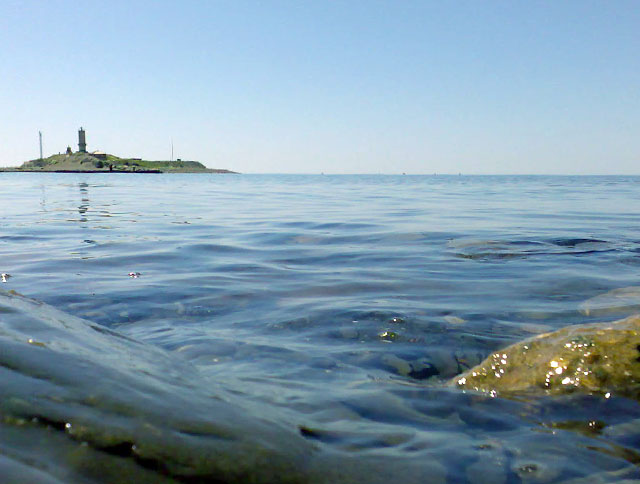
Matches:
[2,1,638,174]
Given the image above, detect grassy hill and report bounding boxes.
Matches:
[4,152,236,173]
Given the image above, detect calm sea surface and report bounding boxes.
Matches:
[2,173,640,482]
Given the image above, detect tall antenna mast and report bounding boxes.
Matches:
[39,131,43,160]
[171,138,174,162]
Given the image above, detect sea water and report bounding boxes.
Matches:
[1,173,640,483]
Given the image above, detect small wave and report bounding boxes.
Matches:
[550,238,607,247]
[448,237,620,261]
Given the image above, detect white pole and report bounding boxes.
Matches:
[39,131,43,160]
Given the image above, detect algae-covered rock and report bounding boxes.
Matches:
[452,315,640,399]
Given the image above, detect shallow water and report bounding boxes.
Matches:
[2,173,640,482]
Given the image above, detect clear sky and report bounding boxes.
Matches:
[1,1,638,174]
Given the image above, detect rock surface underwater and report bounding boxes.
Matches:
[0,289,436,484]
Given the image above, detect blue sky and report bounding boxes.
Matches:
[1,1,638,173]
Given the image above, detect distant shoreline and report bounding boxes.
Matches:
[1,169,162,174]
[2,151,238,174]
[0,168,237,174]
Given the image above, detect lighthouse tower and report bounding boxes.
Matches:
[78,127,87,153]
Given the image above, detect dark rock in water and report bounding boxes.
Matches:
[452,315,640,399]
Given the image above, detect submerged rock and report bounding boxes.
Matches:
[452,315,640,399]
[580,286,640,317]
[0,289,468,483]
[0,290,313,483]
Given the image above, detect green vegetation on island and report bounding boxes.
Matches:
[3,152,236,173]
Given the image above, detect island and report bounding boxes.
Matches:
[2,152,237,173]
[1,128,237,174]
